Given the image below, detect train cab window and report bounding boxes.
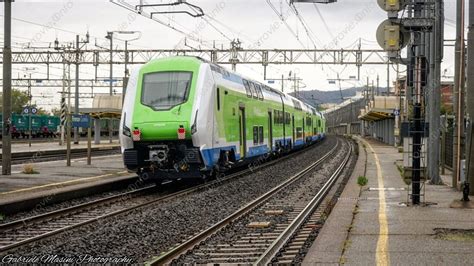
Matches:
[259,126,264,144]
[253,126,259,145]
[318,120,321,127]
[141,71,192,111]
[243,79,252,98]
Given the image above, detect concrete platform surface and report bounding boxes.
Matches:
[303,137,474,265]
[0,154,134,209]
[1,139,120,154]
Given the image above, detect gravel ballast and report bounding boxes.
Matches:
[175,138,351,264]
[2,137,338,263]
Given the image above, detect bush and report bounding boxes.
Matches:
[357,176,368,186]
[23,164,39,174]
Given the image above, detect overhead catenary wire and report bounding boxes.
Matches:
[312,3,335,40]
[287,1,322,48]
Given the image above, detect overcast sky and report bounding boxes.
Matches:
[0,0,465,109]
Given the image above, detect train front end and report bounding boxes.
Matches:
[120,57,204,180]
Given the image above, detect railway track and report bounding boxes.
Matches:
[149,138,353,265]
[0,137,119,146]
[0,147,121,165]
[0,140,328,255]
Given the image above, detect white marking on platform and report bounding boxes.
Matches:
[369,187,405,191]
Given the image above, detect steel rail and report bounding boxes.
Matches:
[0,184,156,253]
[0,139,327,254]
[1,148,120,165]
[255,141,353,265]
[147,139,342,265]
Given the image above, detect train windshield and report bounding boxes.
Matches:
[141,72,192,110]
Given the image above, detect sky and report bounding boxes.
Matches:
[0,0,466,110]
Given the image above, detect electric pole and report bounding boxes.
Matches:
[74,35,80,144]
[428,0,443,185]
[124,39,129,103]
[2,0,12,176]
[453,0,466,188]
[28,74,32,148]
[466,0,474,195]
[106,31,114,144]
[72,33,89,144]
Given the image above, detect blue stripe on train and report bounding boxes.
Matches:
[272,137,292,151]
[200,134,325,169]
[294,139,305,147]
[201,144,269,169]
[201,146,237,168]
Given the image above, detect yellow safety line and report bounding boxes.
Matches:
[0,171,129,196]
[365,140,390,266]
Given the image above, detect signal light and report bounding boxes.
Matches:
[132,128,141,141]
[178,126,186,140]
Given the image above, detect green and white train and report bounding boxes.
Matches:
[120,56,326,180]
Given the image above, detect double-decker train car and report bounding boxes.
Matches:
[120,56,326,180]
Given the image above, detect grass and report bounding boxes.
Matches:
[357,176,368,186]
[22,164,40,174]
[339,256,347,264]
[0,213,4,221]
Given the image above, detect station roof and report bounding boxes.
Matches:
[359,108,395,122]
[80,108,122,119]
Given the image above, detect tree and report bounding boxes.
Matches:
[0,89,50,115]
[0,89,30,113]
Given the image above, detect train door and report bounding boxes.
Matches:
[292,115,295,148]
[239,107,246,159]
[268,111,273,151]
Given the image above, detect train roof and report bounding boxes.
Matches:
[145,56,321,116]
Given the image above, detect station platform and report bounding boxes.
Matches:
[0,139,120,154]
[304,137,474,265]
[0,153,137,215]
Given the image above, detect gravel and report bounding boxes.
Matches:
[175,138,350,264]
[0,179,155,225]
[1,137,338,264]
